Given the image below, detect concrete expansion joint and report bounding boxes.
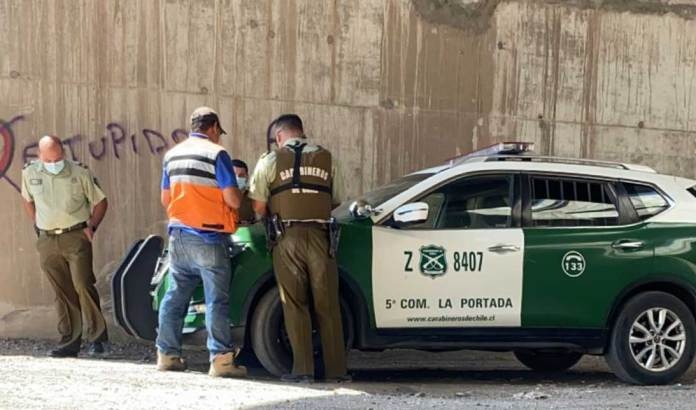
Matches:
[411,0,503,33]
[540,0,696,17]
[412,0,696,33]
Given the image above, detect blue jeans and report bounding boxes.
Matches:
[156,229,233,360]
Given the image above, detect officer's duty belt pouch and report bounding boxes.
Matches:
[328,217,341,259]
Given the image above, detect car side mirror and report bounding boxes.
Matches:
[393,202,429,225]
[349,200,375,218]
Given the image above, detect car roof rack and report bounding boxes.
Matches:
[484,155,656,173]
[447,142,535,167]
[446,142,656,173]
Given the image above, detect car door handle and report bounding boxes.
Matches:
[488,244,520,253]
[612,240,645,250]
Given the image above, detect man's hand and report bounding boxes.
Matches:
[22,200,36,222]
[83,227,94,242]
[253,200,268,217]
[85,198,107,242]
[222,187,242,210]
[161,189,171,209]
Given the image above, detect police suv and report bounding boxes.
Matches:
[114,143,696,385]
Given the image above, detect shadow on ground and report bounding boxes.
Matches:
[2,337,694,389]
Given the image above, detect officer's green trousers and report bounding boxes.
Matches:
[272,225,347,378]
[37,230,108,351]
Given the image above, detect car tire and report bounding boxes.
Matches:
[605,291,696,385]
[250,287,292,377]
[514,350,583,372]
[250,286,354,377]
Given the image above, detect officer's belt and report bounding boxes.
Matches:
[282,219,331,227]
[269,183,331,196]
[39,222,88,236]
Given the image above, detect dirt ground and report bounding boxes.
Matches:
[1,338,695,409]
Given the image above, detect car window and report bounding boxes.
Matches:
[333,173,434,219]
[403,175,513,229]
[416,192,446,228]
[530,177,618,227]
[623,182,669,220]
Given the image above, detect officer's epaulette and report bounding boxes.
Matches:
[23,160,38,169]
[73,161,89,169]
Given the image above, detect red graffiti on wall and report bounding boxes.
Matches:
[0,116,23,192]
[0,115,187,193]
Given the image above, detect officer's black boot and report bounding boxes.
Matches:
[87,342,105,357]
[49,347,79,358]
[280,374,314,383]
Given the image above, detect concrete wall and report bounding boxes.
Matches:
[3,0,696,339]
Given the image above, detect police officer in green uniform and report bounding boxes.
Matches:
[21,136,109,357]
[249,114,349,383]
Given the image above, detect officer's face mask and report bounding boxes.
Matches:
[237,177,248,191]
[43,160,65,175]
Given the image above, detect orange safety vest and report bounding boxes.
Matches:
[163,136,238,233]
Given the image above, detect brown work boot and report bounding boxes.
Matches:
[156,351,187,372]
[208,352,246,378]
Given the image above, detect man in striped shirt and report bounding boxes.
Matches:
[156,107,245,378]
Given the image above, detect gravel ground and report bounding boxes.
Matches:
[1,338,695,409]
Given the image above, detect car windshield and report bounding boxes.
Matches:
[334,173,434,219]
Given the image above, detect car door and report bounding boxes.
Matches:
[371,173,525,329]
[521,174,659,329]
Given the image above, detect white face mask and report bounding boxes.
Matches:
[237,177,248,191]
[44,160,65,175]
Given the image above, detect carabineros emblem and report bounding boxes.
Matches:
[419,245,447,278]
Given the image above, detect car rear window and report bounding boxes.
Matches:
[530,177,619,227]
[624,182,669,220]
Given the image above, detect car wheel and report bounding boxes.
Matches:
[250,286,354,377]
[605,291,696,385]
[514,350,583,372]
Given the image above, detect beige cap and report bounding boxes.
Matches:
[190,106,226,134]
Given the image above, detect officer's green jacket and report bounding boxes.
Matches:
[248,138,343,204]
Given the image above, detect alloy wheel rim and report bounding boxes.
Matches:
[629,308,686,372]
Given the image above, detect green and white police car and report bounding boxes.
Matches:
[114,142,696,385]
